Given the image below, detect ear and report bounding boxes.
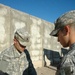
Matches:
[14,38,17,44]
[64,25,70,35]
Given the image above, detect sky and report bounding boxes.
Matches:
[0,0,75,23]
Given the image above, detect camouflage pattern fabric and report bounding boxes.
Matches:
[0,45,28,75]
[57,43,75,75]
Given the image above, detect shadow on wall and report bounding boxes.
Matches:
[43,48,69,68]
[43,49,61,67]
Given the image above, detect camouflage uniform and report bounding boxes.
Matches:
[0,45,28,75]
[57,43,75,75]
[0,28,37,75]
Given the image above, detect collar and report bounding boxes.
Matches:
[69,43,75,50]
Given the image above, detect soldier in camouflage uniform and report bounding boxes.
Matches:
[50,10,75,75]
[0,28,37,75]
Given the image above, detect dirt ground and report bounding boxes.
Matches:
[36,66,57,75]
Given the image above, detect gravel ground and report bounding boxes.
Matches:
[36,66,57,75]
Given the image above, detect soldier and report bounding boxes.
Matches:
[0,28,37,75]
[50,10,75,75]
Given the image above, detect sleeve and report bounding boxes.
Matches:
[0,51,9,75]
[23,49,37,75]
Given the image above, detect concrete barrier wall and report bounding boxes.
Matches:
[0,4,61,68]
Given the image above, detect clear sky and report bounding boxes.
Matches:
[0,0,75,23]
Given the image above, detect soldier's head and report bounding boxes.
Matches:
[14,28,30,52]
[50,10,75,47]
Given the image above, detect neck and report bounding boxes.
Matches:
[69,34,75,47]
[14,44,25,53]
